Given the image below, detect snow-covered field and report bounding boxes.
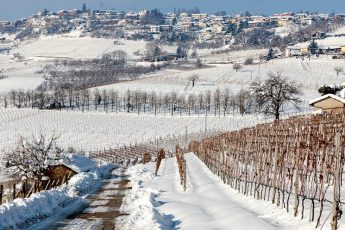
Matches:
[0,34,179,93]
[11,36,147,60]
[0,108,263,153]
[198,48,268,63]
[96,56,345,105]
[1,31,343,102]
[0,55,46,93]
[274,24,299,37]
[118,153,330,230]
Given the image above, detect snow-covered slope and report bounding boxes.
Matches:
[95,56,345,105]
[11,36,146,60]
[0,55,45,93]
[0,108,262,153]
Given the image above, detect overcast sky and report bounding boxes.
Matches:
[1,0,345,21]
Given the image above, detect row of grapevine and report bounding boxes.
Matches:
[188,109,345,229]
[86,131,224,164]
[176,146,187,191]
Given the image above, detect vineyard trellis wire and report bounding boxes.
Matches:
[188,109,345,229]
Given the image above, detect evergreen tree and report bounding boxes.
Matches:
[176,44,188,59]
[82,3,87,12]
[308,40,319,55]
[266,48,274,61]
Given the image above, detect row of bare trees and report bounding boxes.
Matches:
[189,109,345,229]
[38,50,168,90]
[1,72,302,119]
[0,88,255,117]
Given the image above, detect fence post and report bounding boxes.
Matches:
[0,185,3,205]
[272,136,279,204]
[12,183,16,200]
[26,183,35,198]
[45,180,51,190]
[331,133,341,230]
[183,161,187,191]
[294,143,300,217]
[23,180,27,197]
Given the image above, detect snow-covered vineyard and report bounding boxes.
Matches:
[1,12,345,229]
[0,108,264,152]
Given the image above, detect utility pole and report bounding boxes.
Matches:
[205,114,207,133]
[185,126,188,148]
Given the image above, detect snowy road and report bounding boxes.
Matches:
[41,167,131,230]
[119,153,292,230]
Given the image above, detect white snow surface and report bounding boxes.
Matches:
[118,153,323,230]
[60,153,97,173]
[11,36,146,60]
[0,108,262,153]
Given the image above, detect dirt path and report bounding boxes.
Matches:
[48,167,131,230]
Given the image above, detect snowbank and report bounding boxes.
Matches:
[0,160,116,229]
[117,165,161,230]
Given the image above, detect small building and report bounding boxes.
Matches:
[179,12,188,18]
[309,94,345,112]
[42,154,96,182]
[0,21,10,27]
[43,165,77,181]
[286,44,309,56]
[192,13,208,20]
[159,25,172,32]
[341,46,345,54]
[150,25,160,33]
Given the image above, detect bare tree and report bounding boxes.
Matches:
[187,94,196,116]
[93,89,101,110]
[170,92,177,116]
[233,63,243,72]
[251,72,302,120]
[4,134,63,180]
[145,41,162,61]
[334,67,343,76]
[235,89,251,116]
[190,74,199,87]
[205,90,211,116]
[195,58,203,69]
[198,92,204,114]
[149,91,157,115]
[222,88,231,116]
[110,50,128,67]
[244,58,254,65]
[213,89,221,116]
[102,89,108,112]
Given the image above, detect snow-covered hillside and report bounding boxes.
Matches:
[0,55,45,93]
[11,36,147,60]
[95,56,345,104]
[0,108,263,153]
[0,34,179,93]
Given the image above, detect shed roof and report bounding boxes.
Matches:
[59,154,97,173]
[309,94,345,106]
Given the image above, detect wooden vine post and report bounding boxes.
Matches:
[272,135,279,204]
[331,133,342,230]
